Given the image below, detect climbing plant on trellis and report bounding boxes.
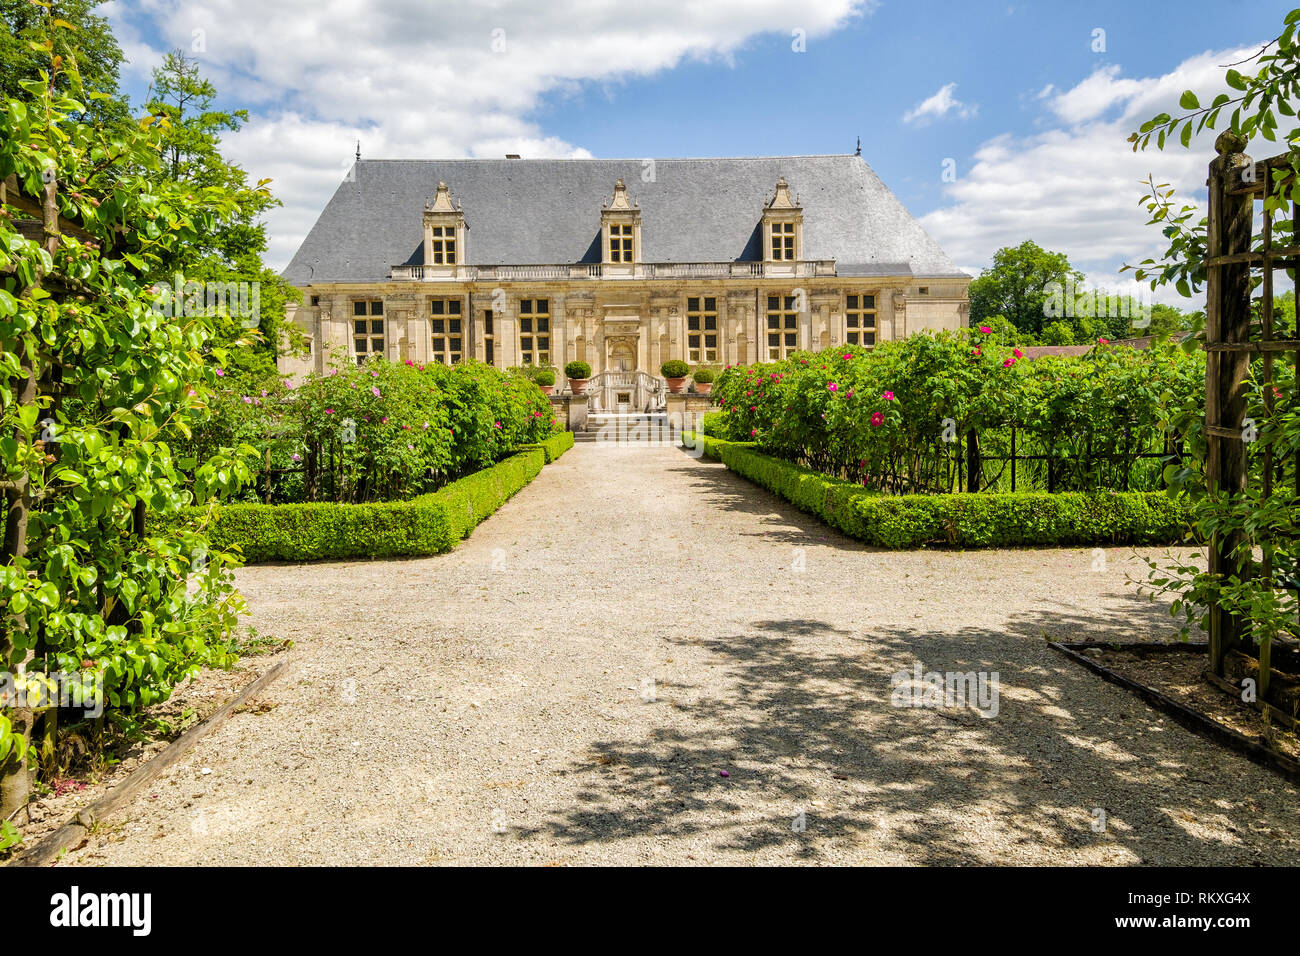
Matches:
[1201,135,1300,712]
[1125,8,1300,726]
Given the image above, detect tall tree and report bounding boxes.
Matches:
[968,240,1084,337]
[144,50,300,379]
[0,0,129,129]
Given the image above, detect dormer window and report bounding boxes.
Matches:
[770,222,795,260]
[762,177,803,265]
[601,179,641,268]
[609,223,634,263]
[423,181,466,270]
[430,225,456,264]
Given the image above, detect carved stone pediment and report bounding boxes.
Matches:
[766,176,801,210]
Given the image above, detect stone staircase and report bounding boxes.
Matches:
[574,412,683,444]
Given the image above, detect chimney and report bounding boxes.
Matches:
[505,154,521,159]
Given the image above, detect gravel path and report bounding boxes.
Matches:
[70,442,1300,865]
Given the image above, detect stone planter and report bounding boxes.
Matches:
[665,377,687,394]
[567,377,590,395]
[693,381,713,395]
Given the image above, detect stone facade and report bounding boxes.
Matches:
[279,158,971,382]
[280,274,970,381]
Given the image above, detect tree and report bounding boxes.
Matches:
[968,240,1084,337]
[143,50,301,381]
[0,14,253,822]
[1040,320,1075,345]
[0,0,129,129]
[1147,303,1194,337]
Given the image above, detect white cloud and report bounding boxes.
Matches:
[921,44,1264,307]
[902,82,977,125]
[106,0,869,269]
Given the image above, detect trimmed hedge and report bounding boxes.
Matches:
[698,411,728,439]
[185,446,547,563]
[685,433,1192,549]
[525,430,575,463]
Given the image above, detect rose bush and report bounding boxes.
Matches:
[192,358,557,504]
[711,329,1203,494]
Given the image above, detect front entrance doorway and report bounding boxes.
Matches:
[608,340,636,373]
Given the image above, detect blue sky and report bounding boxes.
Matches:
[105,0,1295,301]
[530,1,1288,219]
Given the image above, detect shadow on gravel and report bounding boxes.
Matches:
[662,453,883,549]
[517,601,1299,865]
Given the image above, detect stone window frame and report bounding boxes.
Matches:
[430,225,457,264]
[769,222,796,261]
[483,308,495,366]
[430,298,465,364]
[609,223,634,263]
[845,294,878,347]
[686,295,719,363]
[352,299,385,363]
[518,298,551,367]
[765,294,800,360]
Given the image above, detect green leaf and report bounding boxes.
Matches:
[1179,90,1200,110]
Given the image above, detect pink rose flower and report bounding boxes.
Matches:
[882,390,894,401]
[870,412,884,427]
[979,325,991,334]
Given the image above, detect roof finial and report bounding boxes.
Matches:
[355,140,361,162]
[855,136,861,157]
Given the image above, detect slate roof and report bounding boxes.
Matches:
[283,155,967,285]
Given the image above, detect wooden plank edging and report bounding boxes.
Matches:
[1048,641,1300,786]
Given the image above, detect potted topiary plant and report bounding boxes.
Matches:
[661,359,690,394]
[565,360,592,395]
[534,368,556,395]
[691,367,715,395]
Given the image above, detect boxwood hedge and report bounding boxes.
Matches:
[685,433,1191,549]
[524,430,575,463]
[178,445,552,563]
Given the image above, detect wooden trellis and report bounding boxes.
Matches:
[1204,131,1300,706]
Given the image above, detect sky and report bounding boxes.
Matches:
[101,0,1295,305]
